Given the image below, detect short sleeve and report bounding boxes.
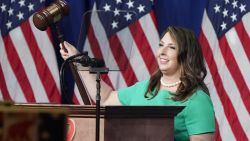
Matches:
[118,80,148,105]
[185,91,216,135]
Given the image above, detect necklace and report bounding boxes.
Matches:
[160,77,181,88]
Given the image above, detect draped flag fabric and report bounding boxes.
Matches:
[199,0,250,140]
[82,0,159,91]
[0,0,61,103]
[1,0,250,140]
[72,0,250,140]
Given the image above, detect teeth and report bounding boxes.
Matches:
[160,58,168,61]
[159,58,168,64]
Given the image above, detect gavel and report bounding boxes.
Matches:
[33,0,69,52]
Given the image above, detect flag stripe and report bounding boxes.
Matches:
[9,26,49,102]
[87,23,114,89]
[3,34,36,102]
[0,36,27,102]
[199,31,248,141]
[219,36,250,112]
[29,17,61,92]
[116,27,150,82]
[225,27,250,89]
[73,87,83,105]
[1,1,61,104]
[0,65,12,101]
[21,21,61,103]
[72,93,80,105]
[215,120,222,141]
[149,11,158,31]
[129,20,157,74]
[139,13,159,57]
[46,29,54,45]
[205,63,236,141]
[242,13,250,37]
[201,10,250,139]
[88,6,127,89]
[234,21,250,61]
[109,35,138,86]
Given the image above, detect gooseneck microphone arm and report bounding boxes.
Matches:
[59,53,87,103]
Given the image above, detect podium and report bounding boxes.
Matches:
[104,106,183,141]
[0,103,67,141]
[14,104,184,141]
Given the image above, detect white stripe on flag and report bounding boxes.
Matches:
[29,17,61,91]
[205,63,236,141]
[226,28,250,88]
[0,36,27,102]
[89,5,127,89]
[139,13,160,56]
[242,13,250,36]
[74,84,84,105]
[84,36,127,89]
[202,11,250,140]
[117,27,150,81]
[9,28,49,102]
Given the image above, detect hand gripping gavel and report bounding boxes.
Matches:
[33,0,69,52]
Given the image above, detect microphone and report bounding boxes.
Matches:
[73,55,105,68]
[33,0,69,31]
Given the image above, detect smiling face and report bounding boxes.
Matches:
[156,32,181,76]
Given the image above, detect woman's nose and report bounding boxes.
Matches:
[158,47,168,54]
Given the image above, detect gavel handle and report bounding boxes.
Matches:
[55,23,68,52]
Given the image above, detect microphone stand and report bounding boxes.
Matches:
[54,16,108,140]
[89,67,109,141]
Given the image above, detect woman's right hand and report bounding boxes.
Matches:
[59,41,80,60]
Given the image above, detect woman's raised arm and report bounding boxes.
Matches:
[59,41,121,105]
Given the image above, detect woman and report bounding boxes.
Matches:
[60,26,215,141]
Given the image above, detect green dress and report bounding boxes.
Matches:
[118,80,215,141]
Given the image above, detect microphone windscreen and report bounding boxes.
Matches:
[90,58,105,68]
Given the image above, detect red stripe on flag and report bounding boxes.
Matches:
[3,35,36,102]
[72,94,80,105]
[215,119,222,141]
[234,21,250,62]
[21,21,61,103]
[199,31,248,141]
[149,11,159,31]
[109,35,138,86]
[46,28,54,47]
[129,21,157,74]
[87,24,114,89]
[219,36,250,113]
[0,65,12,101]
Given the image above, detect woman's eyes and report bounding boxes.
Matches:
[159,45,176,50]
[169,46,176,49]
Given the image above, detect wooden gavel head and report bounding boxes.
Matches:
[33,0,69,31]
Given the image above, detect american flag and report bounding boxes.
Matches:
[0,0,61,103]
[199,0,250,140]
[1,0,250,140]
[79,0,159,96]
[73,0,250,140]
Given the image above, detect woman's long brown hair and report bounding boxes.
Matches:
[144,26,209,101]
